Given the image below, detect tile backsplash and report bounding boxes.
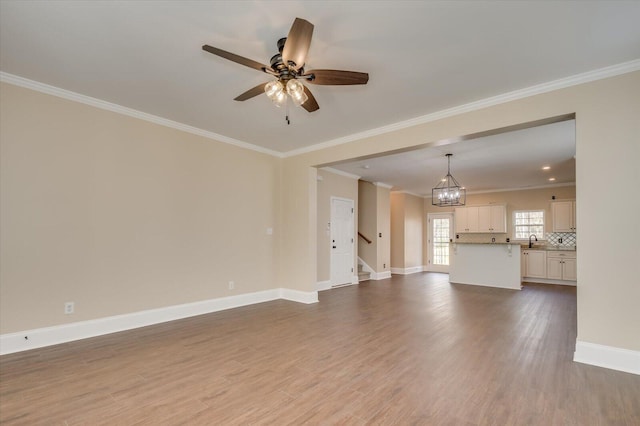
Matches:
[453,232,576,248]
[546,232,577,248]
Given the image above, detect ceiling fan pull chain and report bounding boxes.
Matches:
[286,97,291,125]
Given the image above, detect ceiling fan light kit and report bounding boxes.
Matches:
[432,154,466,207]
[202,17,369,123]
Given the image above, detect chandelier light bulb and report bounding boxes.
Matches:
[286,79,309,106]
[272,90,287,107]
[265,80,284,100]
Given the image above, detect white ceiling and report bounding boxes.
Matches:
[328,119,576,195]
[2,1,639,157]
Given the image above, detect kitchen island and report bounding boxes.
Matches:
[449,242,521,290]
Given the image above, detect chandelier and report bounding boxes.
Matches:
[432,153,466,207]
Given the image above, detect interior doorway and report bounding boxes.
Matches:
[427,213,453,273]
[330,197,355,286]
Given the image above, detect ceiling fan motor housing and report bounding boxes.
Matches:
[270,38,304,81]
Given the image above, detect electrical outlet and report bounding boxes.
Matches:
[228,281,235,290]
[64,302,74,314]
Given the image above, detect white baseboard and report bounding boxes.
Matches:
[279,288,319,304]
[0,288,317,355]
[390,266,425,275]
[574,340,640,375]
[316,280,332,291]
[351,275,359,284]
[372,271,392,280]
[522,277,576,286]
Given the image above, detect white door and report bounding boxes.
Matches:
[330,197,355,286]
[428,213,453,273]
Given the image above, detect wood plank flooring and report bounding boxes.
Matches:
[1,273,639,425]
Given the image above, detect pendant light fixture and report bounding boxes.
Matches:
[432,153,466,207]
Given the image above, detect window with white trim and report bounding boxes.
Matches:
[513,210,544,240]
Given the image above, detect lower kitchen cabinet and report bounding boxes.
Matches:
[522,249,546,279]
[547,251,577,281]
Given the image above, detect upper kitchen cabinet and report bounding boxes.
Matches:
[552,200,576,232]
[455,206,477,233]
[455,205,506,233]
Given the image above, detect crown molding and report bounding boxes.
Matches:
[282,59,640,158]
[4,58,639,160]
[0,72,284,158]
[391,190,426,198]
[319,167,361,180]
[374,182,394,189]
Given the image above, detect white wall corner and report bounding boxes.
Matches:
[279,288,319,304]
[351,275,359,284]
[574,340,640,375]
[316,280,332,291]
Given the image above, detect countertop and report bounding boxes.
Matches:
[453,242,576,251]
[520,245,577,252]
[453,241,512,245]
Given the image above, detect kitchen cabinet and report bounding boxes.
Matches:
[455,206,478,233]
[455,205,506,233]
[522,249,546,279]
[552,200,576,232]
[547,251,577,281]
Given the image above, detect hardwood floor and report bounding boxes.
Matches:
[1,273,639,425]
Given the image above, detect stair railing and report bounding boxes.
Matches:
[358,232,372,244]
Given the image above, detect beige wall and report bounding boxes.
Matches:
[316,169,358,283]
[356,181,390,273]
[0,83,280,333]
[376,185,391,273]
[279,71,640,352]
[391,192,424,269]
[357,181,377,270]
[403,193,424,268]
[390,193,405,268]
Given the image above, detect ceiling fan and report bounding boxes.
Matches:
[202,18,369,123]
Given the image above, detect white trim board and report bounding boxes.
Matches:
[574,340,640,375]
[390,266,425,275]
[0,288,318,356]
[316,280,332,291]
[372,271,392,280]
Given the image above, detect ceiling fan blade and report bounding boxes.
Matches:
[301,86,319,112]
[202,45,271,73]
[304,69,369,85]
[234,83,269,101]
[282,18,314,71]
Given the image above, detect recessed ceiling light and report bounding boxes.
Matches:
[362,165,370,169]
[542,166,551,170]
[548,177,556,181]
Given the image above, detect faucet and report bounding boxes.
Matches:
[529,234,538,248]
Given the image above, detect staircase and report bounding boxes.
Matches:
[357,263,371,282]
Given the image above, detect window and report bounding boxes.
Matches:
[513,210,544,240]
